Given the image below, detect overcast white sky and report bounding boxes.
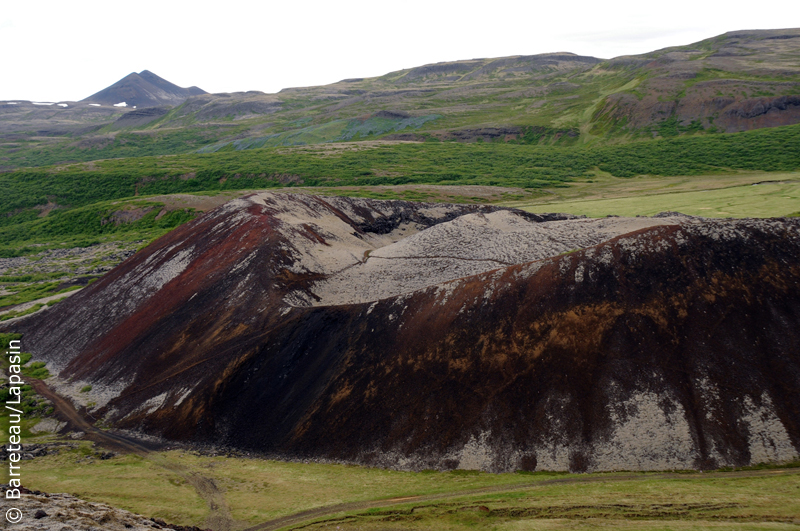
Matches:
[2,1,799,102]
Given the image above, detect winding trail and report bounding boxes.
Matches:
[29,379,237,531]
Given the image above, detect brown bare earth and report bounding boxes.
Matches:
[4,192,799,476]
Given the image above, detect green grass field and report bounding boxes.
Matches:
[320,471,800,530]
[20,444,800,529]
[503,172,800,218]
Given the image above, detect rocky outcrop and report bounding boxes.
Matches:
[6,194,800,472]
[721,95,800,131]
[598,89,800,134]
[1,486,207,531]
[110,106,170,128]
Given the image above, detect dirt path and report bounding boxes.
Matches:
[30,379,237,531]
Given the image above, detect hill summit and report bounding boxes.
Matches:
[81,70,206,108]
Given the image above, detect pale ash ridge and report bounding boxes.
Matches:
[296,211,683,306]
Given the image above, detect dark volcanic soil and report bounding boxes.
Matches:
[5,193,800,472]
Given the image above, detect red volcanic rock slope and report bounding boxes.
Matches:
[7,193,800,472]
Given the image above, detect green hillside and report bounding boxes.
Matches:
[0,122,798,258]
[2,29,799,171]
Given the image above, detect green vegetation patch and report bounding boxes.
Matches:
[21,360,50,380]
[517,180,800,218]
[22,448,800,529]
[4,122,798,221]
[198,114,440,153]
[0,370,53,420]
[23,449,207,526]
[0,282,81,310]
[0,303,45,322]
[0,200,196,255]
[300,470,800,530]
[0,126,242,169]
[0,124,798,259]
[0,333,22,350]
[340,114,441,141]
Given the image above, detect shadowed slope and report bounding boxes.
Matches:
[82,70,206,108]
[7,194,800,472]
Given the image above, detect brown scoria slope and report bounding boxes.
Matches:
[5,193,800,472]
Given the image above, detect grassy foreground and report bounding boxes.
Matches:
[322,470,800,531]
[20,443,800,529]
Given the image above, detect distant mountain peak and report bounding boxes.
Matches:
[81,70,207,108]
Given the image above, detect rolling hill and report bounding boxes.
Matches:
[1,29,799,170]
[81,69,206,108]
